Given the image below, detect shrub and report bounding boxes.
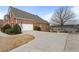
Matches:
[1,24,22,34]
[12,24,21,34]
[5,28,13,34]
[34,26,41,31]
[1,24,11,32]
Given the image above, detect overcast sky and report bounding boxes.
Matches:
[0,6,79,24]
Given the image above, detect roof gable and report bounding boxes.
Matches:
[9,6,49,24]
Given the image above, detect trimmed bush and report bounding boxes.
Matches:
[5,28,13,34]
[1,24,22,35]
[12,24,21,34]
[34,26,41,31]
[1,24,11,32]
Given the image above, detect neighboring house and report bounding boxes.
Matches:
[50,25,79,33]
[0,19,4,28]
[4,6,49,31]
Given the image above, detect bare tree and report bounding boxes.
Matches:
[51,7,75,31]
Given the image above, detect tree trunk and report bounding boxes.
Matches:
[60,23,64,32]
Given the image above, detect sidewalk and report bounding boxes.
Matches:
[0,32,10,37]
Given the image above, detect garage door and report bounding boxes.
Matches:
[22,24,33,31]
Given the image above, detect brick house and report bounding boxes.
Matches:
[0,19,4,28]
[4,6,49,31]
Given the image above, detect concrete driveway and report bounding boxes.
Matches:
[10,31,68,52]
[65,34,79,52]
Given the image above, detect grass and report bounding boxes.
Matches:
[0,33,34,52]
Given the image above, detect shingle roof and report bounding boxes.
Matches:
[9,6,49,24]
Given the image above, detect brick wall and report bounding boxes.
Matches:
[4,17,49,32]
[33,23,49,32]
